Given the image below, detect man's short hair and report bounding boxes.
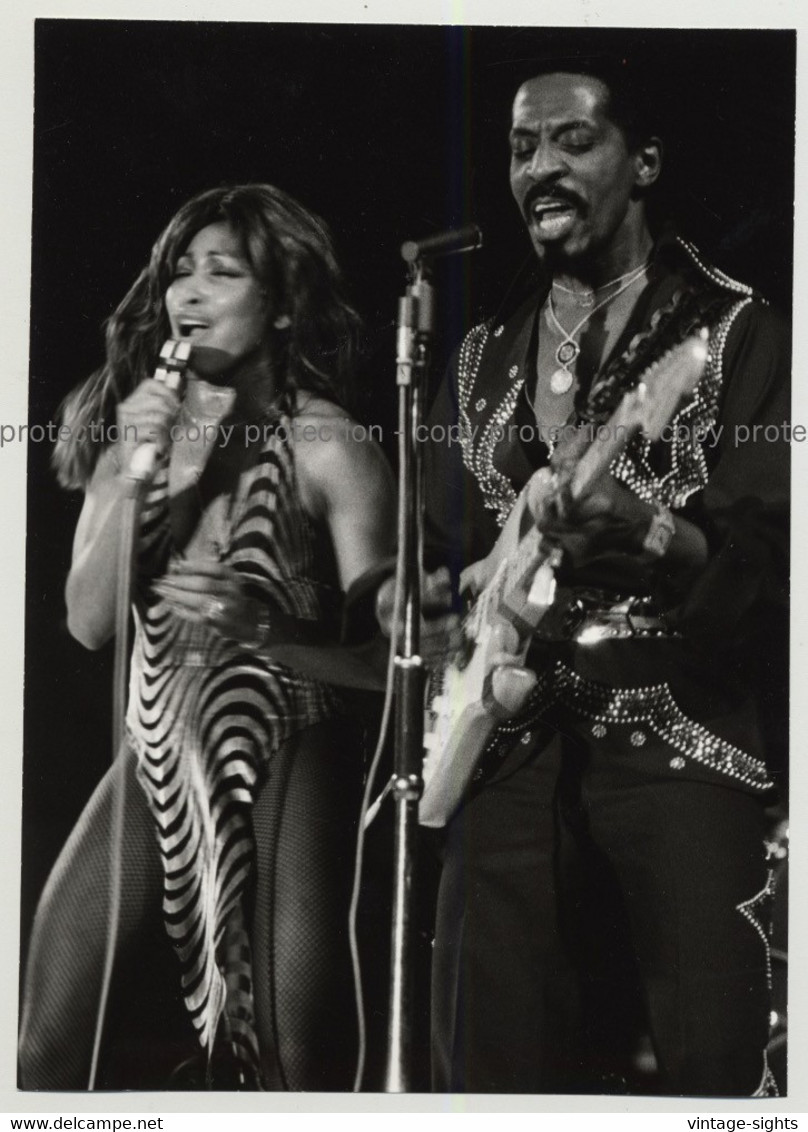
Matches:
[482,29,664,149]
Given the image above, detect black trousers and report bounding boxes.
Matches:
[431,719,774,1096]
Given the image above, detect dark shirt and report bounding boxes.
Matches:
[422,235,790,792]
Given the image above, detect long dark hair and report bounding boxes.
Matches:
[53,184,361,489]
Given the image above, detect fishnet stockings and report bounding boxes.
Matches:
[251,719,362,1090]
[19,721,363,1091]
[19,748,163,1089]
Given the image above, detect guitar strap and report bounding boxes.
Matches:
[581,278,742,426]
[456,236,753,530]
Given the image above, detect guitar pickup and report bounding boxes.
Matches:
[498,555,559,637]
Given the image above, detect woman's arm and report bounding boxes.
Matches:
[294,402,395,593]
[266,403,397,685]
[65,447,136,649]
[65,377,181,649]
[155,402,397,688]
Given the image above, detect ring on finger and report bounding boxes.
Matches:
[204,597,227,622]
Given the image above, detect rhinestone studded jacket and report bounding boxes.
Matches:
[422,236,790,794]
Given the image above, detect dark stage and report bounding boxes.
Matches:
[23,22,794,1091]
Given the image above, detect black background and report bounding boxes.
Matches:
[23,21,795,1089]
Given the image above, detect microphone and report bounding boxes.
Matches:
[400,224,483,264]
[127,338,192,482]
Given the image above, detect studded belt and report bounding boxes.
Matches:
[533,592,681,643]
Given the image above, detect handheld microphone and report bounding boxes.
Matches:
[127,338,192,482]
[400,224,483,264]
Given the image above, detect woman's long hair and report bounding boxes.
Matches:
[53,184,361,489]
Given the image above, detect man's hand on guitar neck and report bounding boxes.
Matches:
[538,471,708,594]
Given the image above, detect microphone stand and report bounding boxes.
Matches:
[382,255,434,1094]
[381,228,481,1093]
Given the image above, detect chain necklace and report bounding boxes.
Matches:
[552,259,651,309]
[521,378,575,453]
[545,262,649,395]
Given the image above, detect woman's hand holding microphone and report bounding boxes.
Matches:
[115,339,191,482]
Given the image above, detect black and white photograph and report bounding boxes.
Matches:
[5,12,800,1114]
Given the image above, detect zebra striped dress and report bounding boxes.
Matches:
[125,417,341,1073]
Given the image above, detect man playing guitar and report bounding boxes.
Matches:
[376,53,789,1097]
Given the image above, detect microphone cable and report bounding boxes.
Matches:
[87,483,140,1090]
[347,567,402,1092]
[87,340,189,1090]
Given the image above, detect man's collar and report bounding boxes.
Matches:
[491,226,755,326]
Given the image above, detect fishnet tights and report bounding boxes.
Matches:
[19,721,362,1091]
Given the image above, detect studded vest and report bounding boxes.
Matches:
[434,236,780,794]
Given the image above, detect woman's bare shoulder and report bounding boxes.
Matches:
[291,393,393,517]
[293,392,352,423]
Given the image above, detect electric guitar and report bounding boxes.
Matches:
[419,330,710,827]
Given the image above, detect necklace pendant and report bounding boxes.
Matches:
[556,340,579,366]
[550,367,574,395]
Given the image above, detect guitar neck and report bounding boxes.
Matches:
[469,332,709,634]
[570,402,639,501]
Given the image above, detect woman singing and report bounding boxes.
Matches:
[19,184,395,1090]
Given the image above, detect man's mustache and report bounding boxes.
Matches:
[523,185,585,219]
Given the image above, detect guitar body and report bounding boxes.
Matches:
[418,332,710,828]
[421,546,557,828]
[421,662,504,830]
